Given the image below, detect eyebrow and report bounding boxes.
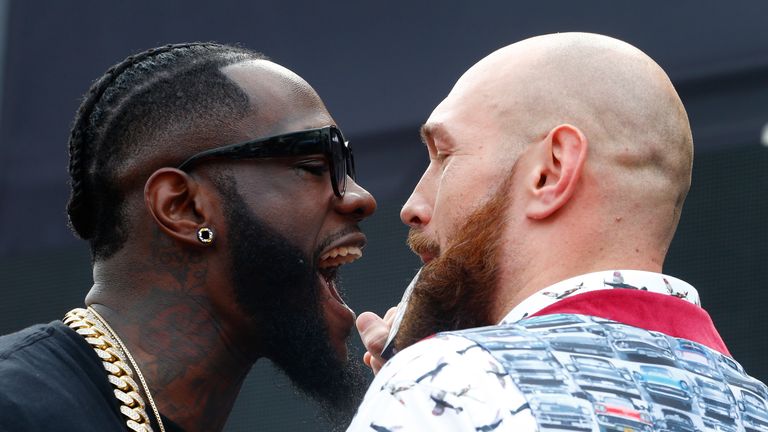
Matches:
[419,124,432,146]
[420,123,454,148]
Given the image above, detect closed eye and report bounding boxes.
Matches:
[296,159,329,176]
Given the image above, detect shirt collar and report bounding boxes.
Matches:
[500,270,700,325]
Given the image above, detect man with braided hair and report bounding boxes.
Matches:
[0,43,376,431]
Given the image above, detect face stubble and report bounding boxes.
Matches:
[219,181,365,430]
[395,166,516,351]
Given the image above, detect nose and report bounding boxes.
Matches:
[400,181,432,228]
[335,177,377,221]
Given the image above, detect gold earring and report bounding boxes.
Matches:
[197,227,214,245]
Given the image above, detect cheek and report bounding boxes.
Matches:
[433,170,473,241]
[433,160,500,242]
[242,190,330,251]
[271,205,328,248]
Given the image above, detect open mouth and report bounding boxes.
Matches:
[317,245,363,304]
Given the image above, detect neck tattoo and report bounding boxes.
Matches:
[64,307,166,432]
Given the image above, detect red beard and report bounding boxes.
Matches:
[395,168,515,351]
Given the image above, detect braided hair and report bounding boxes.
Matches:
[67,43,265,259]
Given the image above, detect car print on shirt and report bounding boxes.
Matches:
[475,329,549,351]
[500,349,567,388]
[351,312,766,432]
[673,339,722,379]
[521,314,589,329]
[633,365,694,411]
[738,389,768,432]
[592,394,653,432]
[716,354,768,401]
[702,416,740,432]
[653,408,698,432]
[694,376,739,423]
[540,325,616,357]
[606,323,677,366]
[529,394,595,431]
[565,355,641,399]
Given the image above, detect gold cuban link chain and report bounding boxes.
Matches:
[64,307,166,432]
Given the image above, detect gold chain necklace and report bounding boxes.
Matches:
[64,307,166,432]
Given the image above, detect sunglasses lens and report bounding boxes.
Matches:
[330,129,346,196]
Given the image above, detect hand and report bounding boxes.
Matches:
[356,306,397,375]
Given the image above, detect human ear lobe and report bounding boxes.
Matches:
[525,124,588,220]
[144,168,213,247]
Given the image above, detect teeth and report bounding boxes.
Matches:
[319,246,362,268]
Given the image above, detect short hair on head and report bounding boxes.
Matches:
[67,42,267,260]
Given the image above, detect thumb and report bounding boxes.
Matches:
[356,311,384,335]
[356,311,392,374]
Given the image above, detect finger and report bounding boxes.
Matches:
[356,311,383,333]
[370,357,385,374]
[356,311,389,355]
[383,306,398,323]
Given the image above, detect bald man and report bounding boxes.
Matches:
[348,33,767,431]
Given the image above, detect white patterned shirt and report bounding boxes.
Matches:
[347,270,766,432]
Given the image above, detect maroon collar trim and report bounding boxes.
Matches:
[529,289,731,355]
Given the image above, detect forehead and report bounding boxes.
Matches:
[222,60,335,138]
[425,69,514,143]
[422,88,502,152]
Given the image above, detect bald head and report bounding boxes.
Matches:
[118,59,331,182]
[403,33,695,323]
[435,32,692,248]
[221,59,333,138]
[457,34,690,167]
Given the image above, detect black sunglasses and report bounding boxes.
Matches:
[176,125,356,197]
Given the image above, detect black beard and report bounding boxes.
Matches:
[220,182,366,430]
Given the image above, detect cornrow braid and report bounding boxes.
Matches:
[67,42,266,259]
[68,43,205,238]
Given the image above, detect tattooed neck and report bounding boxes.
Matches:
[85,238,257,432]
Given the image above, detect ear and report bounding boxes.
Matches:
[144,168,215,247]
[525,124,588,220]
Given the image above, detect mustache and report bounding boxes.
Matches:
[407,229,440,258]
[314,225,364,261]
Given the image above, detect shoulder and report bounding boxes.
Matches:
[0,322,80,394]
[0,321,121,430]
[349,330,536,431]
[0,323,65,427]
[0,321,94,370]
[0,322,63,364]
[373,330,523,391]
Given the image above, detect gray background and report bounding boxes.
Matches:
[0,1,766,430]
